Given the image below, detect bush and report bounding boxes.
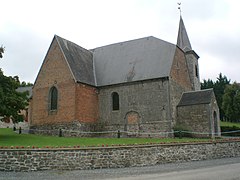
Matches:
[221,126,240,137]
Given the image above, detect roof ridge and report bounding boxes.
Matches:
[91,36,175,51]
[182,88,214,94]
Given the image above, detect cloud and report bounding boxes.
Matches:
[0,24,50,82]
[1,0,240,83]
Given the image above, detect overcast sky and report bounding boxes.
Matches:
[1,0,240,83]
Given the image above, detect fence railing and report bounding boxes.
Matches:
[23,128,240,138]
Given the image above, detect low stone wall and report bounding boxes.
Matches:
[30,123,172,138]
[1,140,240,172]
[29,121,174,138]
[0,121,29,129]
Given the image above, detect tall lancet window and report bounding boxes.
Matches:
[49,86,58,111]
[195,65,199,78]
[112,92,119,111]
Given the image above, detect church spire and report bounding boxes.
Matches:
[177,15,192,52]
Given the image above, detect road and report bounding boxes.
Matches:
[1,157,240,180]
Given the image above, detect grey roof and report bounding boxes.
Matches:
[16,86,33,98]
[52,16,194,87]
[56,35,96,86]
[92,36,176,86]
[177,16,192,52]
[54,35,176,87]
[178,89,214,106]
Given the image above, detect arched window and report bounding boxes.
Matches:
[49,86,58,111]
[112,92,119,111]
[195,65,199,78]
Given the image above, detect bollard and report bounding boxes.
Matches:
[19,127,22,134]
[59,129,62,137]
[179,130,182,139]
[117,130,120,138]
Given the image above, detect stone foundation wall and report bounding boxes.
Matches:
[30,121,173,138]
[1,140,240,172]
[0,121,29,129]
[30,122,100,137]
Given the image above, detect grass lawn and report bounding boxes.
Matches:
[220,121,240,128]
[0,128,211,148]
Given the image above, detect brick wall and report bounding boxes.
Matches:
[1,140,240,172]
[75,83,99,123]
[31,39,76,126]
[30,38,98,128]
[170,48,192,91]
[169,47,192,124]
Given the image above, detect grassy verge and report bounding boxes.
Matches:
[220,121,240,136]
[220,121,240,128]
[0,128,212,148]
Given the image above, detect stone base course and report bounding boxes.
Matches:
[1,140,240,172]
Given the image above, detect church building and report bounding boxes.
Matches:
[29,16,221,138]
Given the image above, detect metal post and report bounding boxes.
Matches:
[59,129,62,137]
[117,130,120,138]
[179,130,182,139]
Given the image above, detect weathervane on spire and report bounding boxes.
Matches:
[177,2,182,16]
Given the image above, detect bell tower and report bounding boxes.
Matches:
[177,15,201,91]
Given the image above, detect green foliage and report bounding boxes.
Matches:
[20,81,33,87]
[0,129,210,148]
[222,83,240,122]
[0,46,4,58]
[0,69,29,123]
[201,73,230,120]
[220,121,240,128]
[220,121,240,136]
[201,79,214,89]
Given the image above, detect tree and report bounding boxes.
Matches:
[0,46,5,58]
[20,81,33,87]
[222,83,240,122]
[201,79,214,89]
[214,73,231,119]
[0,69,29,123]
[201,73,230,120]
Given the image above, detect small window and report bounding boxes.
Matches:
[49,86,58,110]
[112,92,119,111]
[195,65,199,78]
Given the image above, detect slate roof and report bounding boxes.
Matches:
[177,89,214,106]
[56,36,96,86]
[177,16,192,52]
[50,16,192,87]
[55,35,176,87]
[92,36,176,86]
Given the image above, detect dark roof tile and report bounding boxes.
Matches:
[178,89,214,106]
[56,35,96,86]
